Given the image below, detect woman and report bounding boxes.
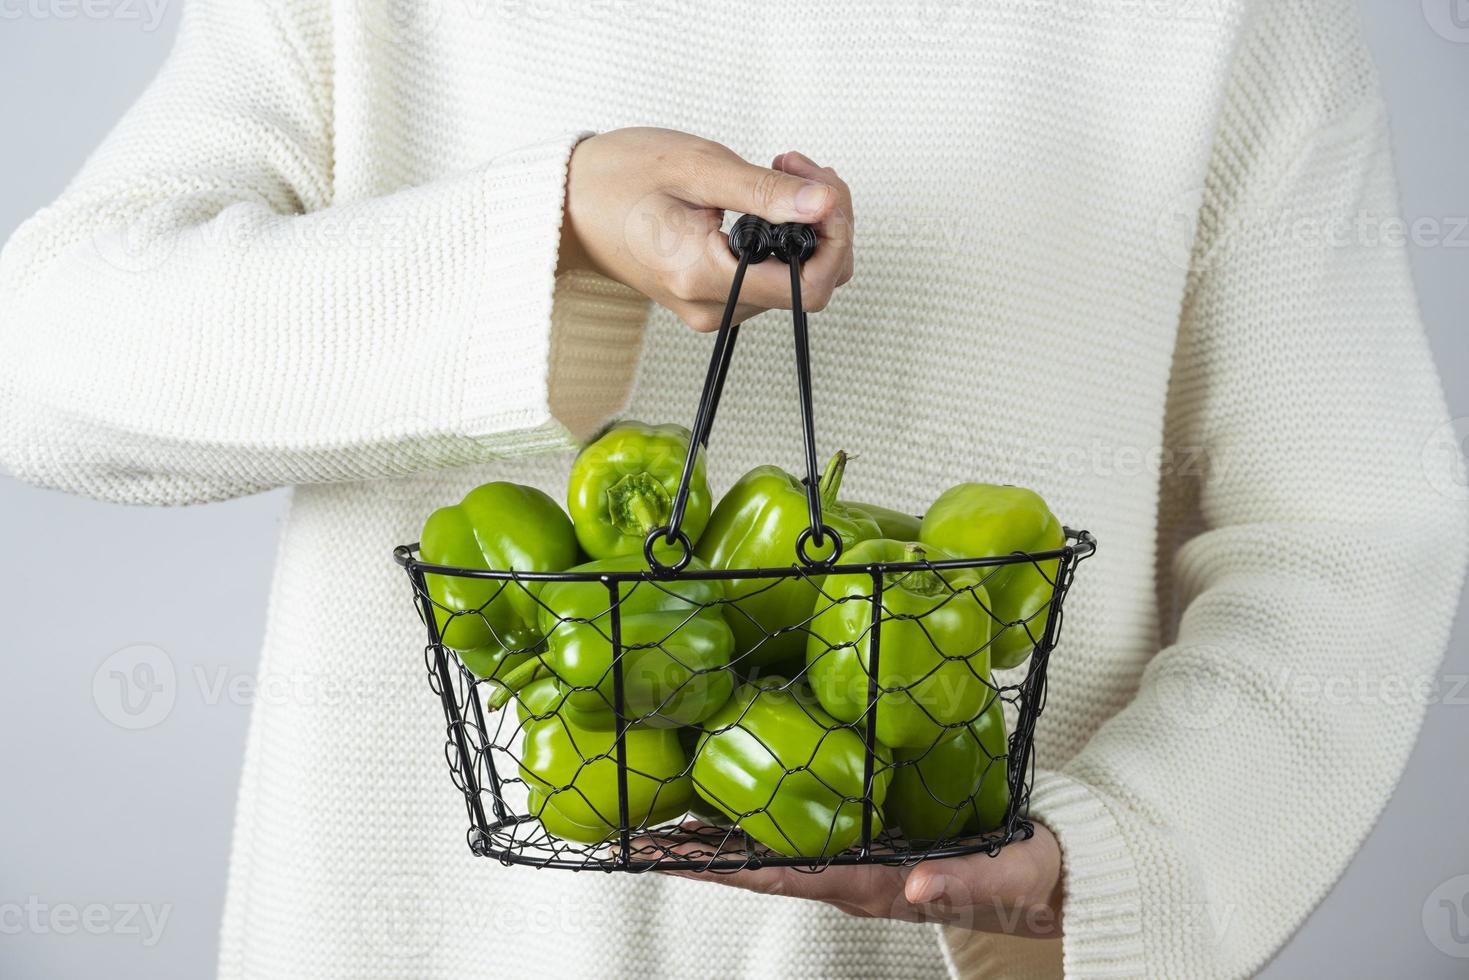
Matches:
[1,0,1463,977]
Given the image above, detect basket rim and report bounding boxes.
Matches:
[394,528,1095,583]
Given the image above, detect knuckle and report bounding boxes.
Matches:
[683,307,722,334]
[804,280,835,311]
[752,168,785,209]
[666,266,704,304]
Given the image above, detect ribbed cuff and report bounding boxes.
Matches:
[1030,769,1147,977]
[936,769,1146,979]
[546,270,650,442]
[458,131,594,455]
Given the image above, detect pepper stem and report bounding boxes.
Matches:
[818,450,850,510]
[486,658,545,711]
[605,472,671,537]
[897,542,948,597]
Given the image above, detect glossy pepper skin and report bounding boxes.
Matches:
[516,676,692,844]
[841,501,922,541]
[695,452,881,673]
[919,484,1064,670]
[807,539,993,749]
[888,692,1010,841]
[419,482,579,681]
[536,554,735,728]
[567,421,711,560]
[692,677,891,858]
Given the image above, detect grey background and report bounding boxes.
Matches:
[0,3,1464,978]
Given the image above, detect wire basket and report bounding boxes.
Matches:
[394,216,1096,871]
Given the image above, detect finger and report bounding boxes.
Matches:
[772,152,854,235]
[671,229,822,315]
[685,153,838,225]
[664,861,921,920]
[901,833,1062,936]
[772,153,855,286]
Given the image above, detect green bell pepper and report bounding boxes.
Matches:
[841,500,922,541]
[919,483,1064,670]
[567,420,711,559]
[888,691,1010,841]
[517,676,693,844]
[806,539,993,749]
[695,452,881,673]
[419,481,579,682]
[536,554,735,728]
[691,676,890,858]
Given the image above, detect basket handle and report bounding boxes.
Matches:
[644,214,838,573]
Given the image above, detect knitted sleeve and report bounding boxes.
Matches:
[0,0,648,505]
[946,2,1467,977]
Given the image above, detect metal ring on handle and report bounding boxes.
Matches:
[643,527,694,575]
[794,523,844,567]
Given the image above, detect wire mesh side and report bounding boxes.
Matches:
[398,531,1094,871]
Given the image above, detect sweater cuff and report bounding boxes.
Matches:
[1029,769,1148,977]
[458,131,594,455]
[936,770,1146,980]
[547,270,650,442]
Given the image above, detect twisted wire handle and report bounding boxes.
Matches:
[647,214,836,572]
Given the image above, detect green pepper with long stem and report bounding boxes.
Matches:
[806,539,993,749]
[841,500,922,541]
[516,676,693,844]
[887,691,1010,841]
[694,451,881,673]
[536,554,735,728]
[919,483,1064,670]
[691,676,890,858]
[419,481,579,682]
[567,421,711,559]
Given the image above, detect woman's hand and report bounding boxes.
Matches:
[560,128,855,332]
[663,823,1064,938]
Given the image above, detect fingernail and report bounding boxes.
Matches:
[907,874,942,905]
[795,183,830,216]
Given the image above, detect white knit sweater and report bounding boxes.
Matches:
[2,1,1465,977]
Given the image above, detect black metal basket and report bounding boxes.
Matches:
[394,215,1096,871]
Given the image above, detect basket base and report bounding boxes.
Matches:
[470,815,1035,873]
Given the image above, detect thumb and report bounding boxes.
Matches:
[690,157,836,224]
